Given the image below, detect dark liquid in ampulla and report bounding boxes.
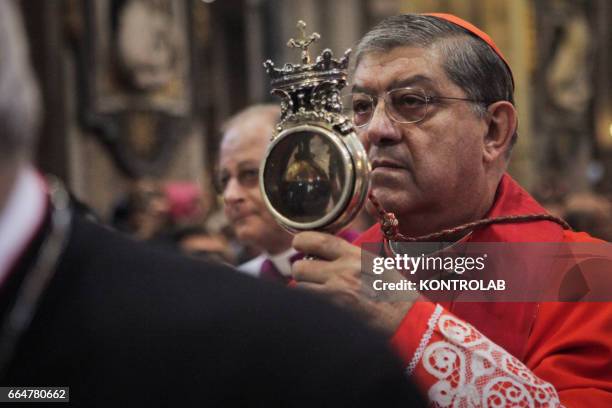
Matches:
[280,179,331,217]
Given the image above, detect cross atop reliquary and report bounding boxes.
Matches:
[287,20,321,64]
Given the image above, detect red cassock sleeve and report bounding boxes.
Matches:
[533,231,612,405]
[390,299,612,407]
[525,303,612,406]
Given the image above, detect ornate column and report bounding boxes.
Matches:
[533,0,595,196]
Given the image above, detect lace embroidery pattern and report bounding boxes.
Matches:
[421,314,561,407]
[407,304,444,376]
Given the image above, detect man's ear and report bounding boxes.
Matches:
[482,101,517,163]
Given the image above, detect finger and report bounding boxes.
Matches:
[292,259,335,284]
[293,281,328,294]
[292,231,357,261]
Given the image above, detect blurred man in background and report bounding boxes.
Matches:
[218,105,297,282]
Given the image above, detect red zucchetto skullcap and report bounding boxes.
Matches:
[424,13,514,87]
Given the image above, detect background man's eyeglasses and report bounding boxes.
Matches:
[215,167,259,193]
[343,87,488,128]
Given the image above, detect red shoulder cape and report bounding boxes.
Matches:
[355,173,600,359]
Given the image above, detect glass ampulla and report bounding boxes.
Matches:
[264,130,346,224]
[260,20,370,233]
[281,136,331,217]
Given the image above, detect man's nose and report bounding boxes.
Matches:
[365,100,402,146]
[223,177,245,206]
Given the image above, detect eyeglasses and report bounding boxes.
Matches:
[215,166,259,194]
[343,87,487,128]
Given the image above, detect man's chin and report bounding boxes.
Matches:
[235,222,268,244]
[371,167,413,184]
[369,187,421,215]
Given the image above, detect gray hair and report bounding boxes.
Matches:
[0,0,41,160]
[355,14,516,149]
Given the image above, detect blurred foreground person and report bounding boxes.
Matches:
[291,13,612,406]
[0,2,423,406]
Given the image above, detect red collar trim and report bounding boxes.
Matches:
[354,174,564,246]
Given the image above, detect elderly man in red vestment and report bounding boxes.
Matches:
[291,13,612,407]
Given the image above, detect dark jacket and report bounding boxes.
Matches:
[1,213,423,407]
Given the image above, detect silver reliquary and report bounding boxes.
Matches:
[260,21,370,234]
